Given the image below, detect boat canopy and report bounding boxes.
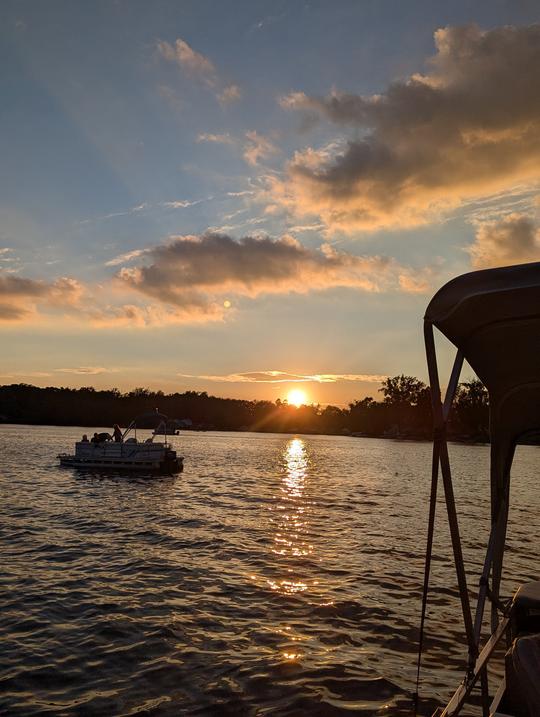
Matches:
[425,261,540,449]
[416,262,540,715]
[425,261,540,599]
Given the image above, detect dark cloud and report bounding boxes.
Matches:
[0,274,83,322]
[116,232,428,307]
[277,24,540,231]
[469,213,540,268]
[0,232,431,326]
[0,275,48,297]
[0,303,29,320]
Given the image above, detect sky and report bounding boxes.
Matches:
[1,0,540,406]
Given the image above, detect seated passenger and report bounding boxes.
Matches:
[91,432,100,443]
[81,434,89,442]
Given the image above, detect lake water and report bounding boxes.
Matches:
[1,426,539,716]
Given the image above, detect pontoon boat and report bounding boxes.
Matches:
[58,412,184,474]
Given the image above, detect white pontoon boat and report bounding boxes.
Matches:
[415,262,540,716]
[58,412,184,474]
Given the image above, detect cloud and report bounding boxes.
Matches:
[0,230,431,327]
[227,190,256,197]
[55,366,112,375]
[0,274,50,319]
[287,222,325,233]
[0,304,29,320]
[158,38,242,103]
[79,203,148,225]
[275,23,540,232]
[86,302,225,328]
[0,268,223,328]
[197,132,234,145]
[0,371,52,379]
[179,370,387,384]
[218,84,242,105]
[468,213,540,269]
[160,198,205,209]
[115,231,431,313]
[197,130,278,167]
[243,131,279,166]
[157,38,217,86]
[0,274,83,321]
[105,249,146,267]
[0,275,49,298]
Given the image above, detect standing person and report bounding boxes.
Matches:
[113,424,122,442]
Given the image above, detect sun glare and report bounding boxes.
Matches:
[287,389,308,407]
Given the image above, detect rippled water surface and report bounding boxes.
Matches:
[2,426,540,716]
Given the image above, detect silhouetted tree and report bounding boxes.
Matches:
[451,378,489,440]
[0,375,491,441]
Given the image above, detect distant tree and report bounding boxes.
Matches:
[0,376,489,441]
[378,375,429,435]
[379,375,427,406]
[452,378,489,439]
[128,387,151,398]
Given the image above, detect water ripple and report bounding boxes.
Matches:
[1,426,539,715]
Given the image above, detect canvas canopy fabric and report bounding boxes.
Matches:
[425,262,540,448]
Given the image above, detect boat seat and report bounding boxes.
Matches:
[512,581,540,636]
[514,581,540,610]
[511,634,540,717]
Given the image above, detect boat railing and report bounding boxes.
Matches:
[121,410,171,446]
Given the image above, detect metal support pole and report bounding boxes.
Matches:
[491,494,509,632]
[473,524,497,643]
[443,352,464,422]
[424,323,477,667]
[490,440,514,632]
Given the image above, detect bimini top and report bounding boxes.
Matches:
[425,261,540,445]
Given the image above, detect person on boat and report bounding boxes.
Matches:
[81,434,89,442]
[113,424,122,442]
[91,432,111,443]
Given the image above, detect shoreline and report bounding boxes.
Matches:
[0,421,491,445]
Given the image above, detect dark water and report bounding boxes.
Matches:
[1,426,539,716]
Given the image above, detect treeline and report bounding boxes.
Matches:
[0,376,490,441]
[0,375,489,441]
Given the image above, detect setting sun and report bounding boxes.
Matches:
[287,389,308,407]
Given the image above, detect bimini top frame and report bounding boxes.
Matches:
[122,410,172,445]
[416,261,540,716]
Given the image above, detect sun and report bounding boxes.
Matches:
[287,389,308,407]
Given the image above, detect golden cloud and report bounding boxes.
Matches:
[0,231,433,326]
[0,275,83,321]
[275,24,540,232]
[178,370,387,384]
[115,232,431,309]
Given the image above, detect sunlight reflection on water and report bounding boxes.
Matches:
[268,438,312,598]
